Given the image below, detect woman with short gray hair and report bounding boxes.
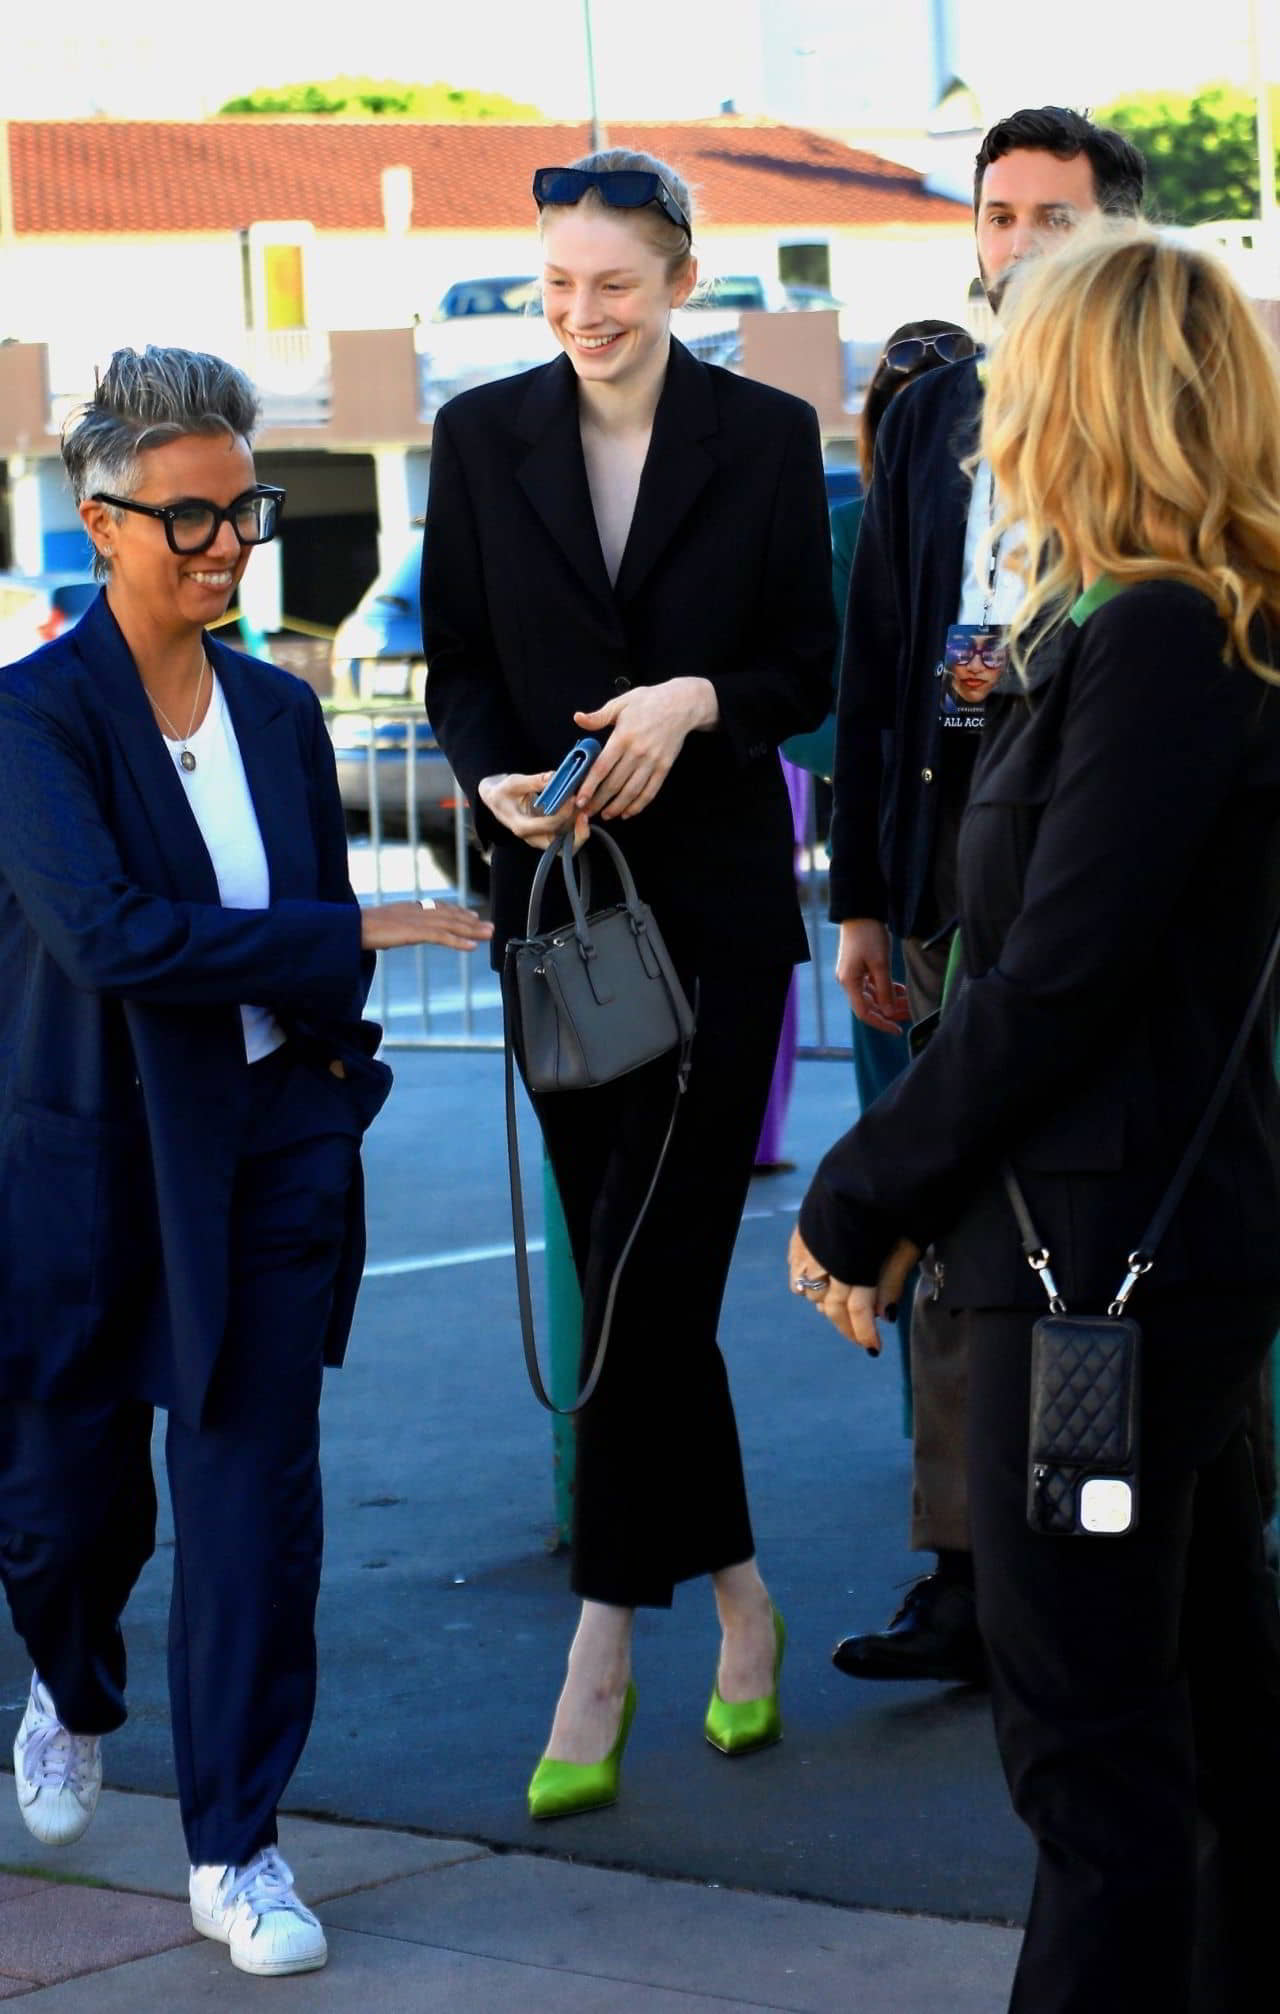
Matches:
[0,346,489,1976]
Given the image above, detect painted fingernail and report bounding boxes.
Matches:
[883,1302,898,1321]
[868,1345,881,1358]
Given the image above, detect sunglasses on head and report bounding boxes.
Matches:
[532,166,691,241]
[884,330,976,375]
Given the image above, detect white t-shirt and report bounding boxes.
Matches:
[161,672,286,1064]
[957,459,1027,628]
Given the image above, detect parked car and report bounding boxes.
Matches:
[0,569,98,666]
[327,543,487,891]
[432,277,542,320]
[417,275,556,419]
[782,284,845,314]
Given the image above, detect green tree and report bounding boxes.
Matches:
[218,76,544,120]
[1099,81,1280,225]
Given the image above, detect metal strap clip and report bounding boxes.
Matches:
[1028,1248,1066,1315]
[1107,1251,1153,1319]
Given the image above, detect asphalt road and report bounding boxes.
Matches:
[0,903,1033,1928]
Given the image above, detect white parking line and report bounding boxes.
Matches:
[364,1238,543,1278]
[384,989,501,1018]
[361,1203,795,1280]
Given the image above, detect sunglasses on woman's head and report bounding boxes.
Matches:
[532,166,691,241]
[884,331,976,374]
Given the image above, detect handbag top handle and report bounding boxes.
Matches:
[523,822,643,943]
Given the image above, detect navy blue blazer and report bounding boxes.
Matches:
[0,592,389,1425]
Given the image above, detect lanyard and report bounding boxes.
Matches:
[982,463,1001,626]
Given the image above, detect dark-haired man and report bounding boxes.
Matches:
[828,107,1146,1685]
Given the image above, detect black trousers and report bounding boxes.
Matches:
[965,1291,1280,2014]
[0,1048,360,1868]
[530,963,792,1608]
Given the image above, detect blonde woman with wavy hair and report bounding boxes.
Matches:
[793,226,1280,2012]
[984,220,1280,676]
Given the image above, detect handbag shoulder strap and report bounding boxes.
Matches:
[1006,907,1280,1313]
[500,951,696,1416]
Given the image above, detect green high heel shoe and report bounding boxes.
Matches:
[527,1681,636,1820]
[705,1607,785,1756]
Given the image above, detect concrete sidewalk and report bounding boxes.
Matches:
[0,1786,1019,2009]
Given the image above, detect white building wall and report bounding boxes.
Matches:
[0,237,247,404]
[0,220,975,425]
[826,229,975,340]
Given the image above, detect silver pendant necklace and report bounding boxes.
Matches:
[147,656,208,772]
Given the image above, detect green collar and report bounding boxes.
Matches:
[1069,574,1130,626]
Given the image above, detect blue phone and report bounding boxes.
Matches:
[532,736,601,816]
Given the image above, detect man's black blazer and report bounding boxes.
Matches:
[803,583,1280,1310]
[827,357,983,937]
[421,339,835,969]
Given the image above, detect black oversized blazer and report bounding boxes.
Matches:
[0,592,390,1426]
[803,582,1280,1311]
[421,339,835,970]
[827,357,983,937]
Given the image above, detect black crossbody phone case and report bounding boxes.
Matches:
[1002,911,1280,1538]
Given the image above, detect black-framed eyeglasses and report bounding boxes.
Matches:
[532,166,692,241]
[91,485,286,555]
[884,331,976,375]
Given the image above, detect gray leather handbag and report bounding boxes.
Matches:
[502,823,696,1413]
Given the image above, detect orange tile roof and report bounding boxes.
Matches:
[8,118,970,235]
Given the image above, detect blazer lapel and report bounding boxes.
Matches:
[212,641,315,902]
[515,355,617,612]
[77,592,221,904]
[614,340,717,605]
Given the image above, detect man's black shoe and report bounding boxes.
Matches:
[832,1574,986,1684]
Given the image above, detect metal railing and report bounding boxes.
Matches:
[327,701,500,1052]
[334,705,852,1061]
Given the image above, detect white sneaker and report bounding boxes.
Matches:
[189,1848,328,1977]
[13,1673,102,1847]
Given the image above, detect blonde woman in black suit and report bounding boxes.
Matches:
[793,227,1280,2014]
[423,149,834,1818]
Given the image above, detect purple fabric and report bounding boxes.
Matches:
[755,759,811,1166]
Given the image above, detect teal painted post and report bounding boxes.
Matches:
[542,1151,582,1548]
[237,616,271,661]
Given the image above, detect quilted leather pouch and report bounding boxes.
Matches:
[994,904,1280,1542]
[1027,1315,1141,1537]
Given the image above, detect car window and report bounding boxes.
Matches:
[437,278,539,318]
[700,278,767,311]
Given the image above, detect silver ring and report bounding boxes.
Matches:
[794,1271,831,1295]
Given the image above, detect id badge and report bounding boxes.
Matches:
[940,624,1008,730]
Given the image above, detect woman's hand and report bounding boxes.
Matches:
[788,1227,921,1356]
[572,678,718,820]
[477,772,589,852]
[836,918,910,1034]
[360,900,493,952]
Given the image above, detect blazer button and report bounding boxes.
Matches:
[613,675,632,692]
[921,767,934,783]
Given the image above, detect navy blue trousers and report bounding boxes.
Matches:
[0,1047,360,1867]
